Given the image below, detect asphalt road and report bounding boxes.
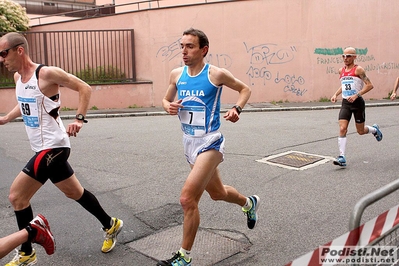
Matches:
[0,105,398,266]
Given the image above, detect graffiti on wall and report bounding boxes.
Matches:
[274,72,307,97]
[244,42,307,96]
[156,39,310,97]
[314,47,399,75]
[156,38,182,62]
[156,38,232,68]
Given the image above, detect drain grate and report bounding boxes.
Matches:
[127,225,251,265]
[257,151,333,170]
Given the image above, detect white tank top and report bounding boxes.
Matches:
[339,65,364,99]
[16,65,70,152]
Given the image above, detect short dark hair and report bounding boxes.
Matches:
[1,32,28,54]
[183,28,209,56]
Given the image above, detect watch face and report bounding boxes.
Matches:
[75,114,88,123]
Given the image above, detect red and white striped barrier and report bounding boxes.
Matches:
[285,204,399,266]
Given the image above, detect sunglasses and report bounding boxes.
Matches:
[0,43,24,59]
[342,54,356,59]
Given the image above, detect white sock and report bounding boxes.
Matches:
[179,247,191,260]
[242,197,252,211]
[367,125,376,134]
[338,136,347,156]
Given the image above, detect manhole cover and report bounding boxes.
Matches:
[257,151,333,170]
[127,225,251,265]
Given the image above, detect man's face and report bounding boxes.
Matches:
[0,40,21,72]
[180,34,207,66]
[342,50,356,66]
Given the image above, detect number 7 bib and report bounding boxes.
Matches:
[179,106,206,136]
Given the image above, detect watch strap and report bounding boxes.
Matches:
[233,105,242,115]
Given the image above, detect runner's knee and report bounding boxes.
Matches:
[8,192,30,210]
[339,126,348,135]
[180,195,197,211]
[64,189,84,200]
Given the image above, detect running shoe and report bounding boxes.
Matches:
[157,251,192,266]
[5,249,37,266]
[101,217,123,253]
[242,195,260,229]
[333,155,347,167]
[372,124,383,141]
[29,214,55,255]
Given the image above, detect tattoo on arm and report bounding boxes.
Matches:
[360,73,371,84]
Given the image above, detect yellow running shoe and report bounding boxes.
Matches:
[6,249,37,266]
[101,217,123,253]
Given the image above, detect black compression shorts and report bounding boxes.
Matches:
[22,147,74,184]
[338,98,366,123]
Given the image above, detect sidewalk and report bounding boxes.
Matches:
[3,99,398,122]
[60,99,399,120]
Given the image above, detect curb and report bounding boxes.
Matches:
[78,101,399,120]
[8,101,399,122]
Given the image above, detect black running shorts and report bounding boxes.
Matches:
[22,147,74,184]
[338,98,366,123]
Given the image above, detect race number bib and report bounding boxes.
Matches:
[341,79,356,97]
[18,96,39,128]
[179,106,206,136]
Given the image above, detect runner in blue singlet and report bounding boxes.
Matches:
[157,28,260,266]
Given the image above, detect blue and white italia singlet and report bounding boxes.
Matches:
[177,64,222,136]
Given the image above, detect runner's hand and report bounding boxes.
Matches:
[67,121,83,137]
[168,99,183,115]
[224,109,240,123]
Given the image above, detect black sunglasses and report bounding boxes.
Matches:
[0,43,24,59]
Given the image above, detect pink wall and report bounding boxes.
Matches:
[60,83,153,109]
[2,0,399,112]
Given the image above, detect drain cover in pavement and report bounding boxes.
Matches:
[257,150,332,170]
[127,225,250,265]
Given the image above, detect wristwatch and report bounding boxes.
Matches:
[75,114,88,123]
[233,105,242,115]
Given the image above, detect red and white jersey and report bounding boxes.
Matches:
[339,65,364,99]
[16,66,70,152]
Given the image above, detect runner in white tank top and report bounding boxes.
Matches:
[16,64,70,152]
[330,46,383,167]
[0,32,123,265]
